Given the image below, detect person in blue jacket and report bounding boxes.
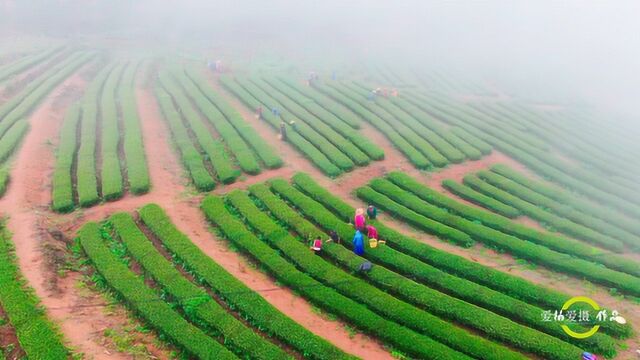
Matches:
[353,230,364,255]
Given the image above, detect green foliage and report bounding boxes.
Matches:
[357,185,475,247]
[449,126,492,154]
[0,52,93,200]
[467,172,626,252]
[291,172,633,338]
[408,91,640,220]
[236,76,355,171]
[0,120,29,164]
[202,195,472,360]
[276,77,362,128]
[77,64,114,207]
[138,203,355,360]
[184,68,283,169]
[361,176,640,297]
[154,85,215,191]
[0,223,69,359]
[100,63,126,201]
[491,163,640,237]
[442,178,521,218]
[51,104,81,212]
[159,70,240,183]
[109,212,290,360]
[483,166,640,249]
[0,47,64,83]
[385,94,482,160]
[78,222,237,360]
[119,61,150,195]
[219,75,341,176]
[262,76,382,163]
[0,165,8,197]
[170,67,260,176]
[396,172,640,278]
[351,81,464,164]
[313,82,430,169]
[259,181,607,358]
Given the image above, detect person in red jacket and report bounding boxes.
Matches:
[310,237,323,254]
[354,208,366,231]
[366,225,378,240]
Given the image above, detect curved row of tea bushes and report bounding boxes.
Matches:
[172,69,260,175]
[336,82,449,167]
[263,77,384,161]
[154,85,215,190]
[220,75,341,176]
[76,64,114,207]
[312,82,430,168]
[0,223,68,359]
[481,167,640,248]
[183,68,283,169]
[119,61,150,194]
[159,71,240,183]
[464,174,625,252]
[361,178,640,296]
[276,77,362,128]
[259,181,608,358]
[51,105,81,212]
[78,222,237,359]
[226,190,528,360]
[252,78,370,166]
[138,204,354,360]
[290,172,633,338]
[202,194,472,360]
[0,49,76,122]
[442,179,521,218]
[491,164,640,236]
[0,46,64,83]
[99,63,125,201]
[386,95,484,160]
[109,212,290,360]
[406,91,640,220]
[350,81,471,162]
[392,172,640,278]
[237,77,355,171]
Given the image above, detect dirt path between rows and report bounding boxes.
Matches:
[53,84,394,360]
[4,65,638,359]
[0,72,143,360]
[218,94,640,358]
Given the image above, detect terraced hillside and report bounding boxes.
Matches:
[51,60,151,212]
[0,49,93,197]
[155,66,283,191]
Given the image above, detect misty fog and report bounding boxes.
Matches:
[2,0,640,122]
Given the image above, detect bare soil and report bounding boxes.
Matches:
[0,72,153,360]
[0,305,25,360]
[52,84,393,359]
[2,63,638,359]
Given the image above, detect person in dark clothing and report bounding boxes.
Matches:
[329,230,341,244]
[367,205,377,220]
[280,122,287,141]
[256,106,263,120]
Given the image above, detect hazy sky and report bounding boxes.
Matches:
[2,0,639,118]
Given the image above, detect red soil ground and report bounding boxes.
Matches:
[210,83,640,357]
[2,65,638,359]
[52,82,392,359]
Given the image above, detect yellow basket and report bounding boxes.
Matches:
[369,238,378,248]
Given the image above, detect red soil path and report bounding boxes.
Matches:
[210,82,640,357]
[55,84,393,360]
[0,73,140,360]
[3,65,638,359]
